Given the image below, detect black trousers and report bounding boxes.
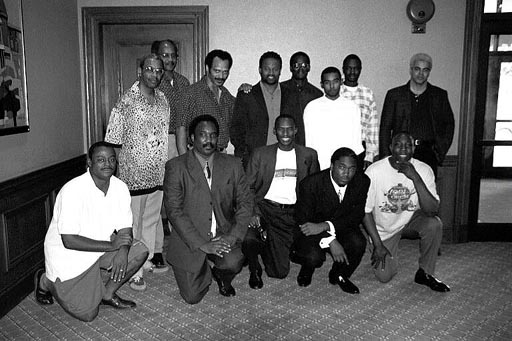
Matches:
[242,200,295,278]
[291,227,366,278]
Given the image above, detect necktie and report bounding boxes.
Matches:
[338,189,343,203]
[205,161,211,179]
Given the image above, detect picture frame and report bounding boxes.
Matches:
[0,0,28,136]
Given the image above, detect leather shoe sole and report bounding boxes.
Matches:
[101,294,136,309]
[329,272,360,294]
[297,274,312,287]
[249,271,263,289]
[34,269,54,305]
[414,269,450,292]
[212,269,236,297]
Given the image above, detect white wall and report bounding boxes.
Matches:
[0,0,83,182]
[77,0,465,156]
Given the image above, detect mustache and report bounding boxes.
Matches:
[202,143,214,149]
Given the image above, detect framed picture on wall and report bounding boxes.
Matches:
[0,0,28,136]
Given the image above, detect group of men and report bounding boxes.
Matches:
[34,42,455,321]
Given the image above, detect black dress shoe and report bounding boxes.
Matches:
[414,268,450,292]
[249,271,263,289]
[212,268,236,297]
[101,294,136,309]
[34,269,54,305]
[297,266,313,287]
[328,271,360,294]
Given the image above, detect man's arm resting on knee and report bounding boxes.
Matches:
[61,229,132,252]
[363,213,391,270]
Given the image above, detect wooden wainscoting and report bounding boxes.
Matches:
[437,155,458,243]
[0,156,86,317]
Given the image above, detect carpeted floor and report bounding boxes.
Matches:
[1,240,511,340]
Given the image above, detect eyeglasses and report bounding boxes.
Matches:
[143,66,164,75]
[292,62,309,70]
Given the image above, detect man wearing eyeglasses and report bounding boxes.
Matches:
[230,51,297,167]
[281,51,323,146]
[105,54,169,292]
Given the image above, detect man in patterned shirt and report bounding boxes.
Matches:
[341,54,379,170]
[175,49,235,155]
[105,54,169,291]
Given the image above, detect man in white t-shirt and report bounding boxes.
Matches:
[303,66,364,170]
[34,142,149,321]
[243,115,319,289]
[363,132,450,292]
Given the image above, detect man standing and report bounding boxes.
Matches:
[341,54,379,169]
[164,115,252,304]
[379,53,455,176]
[303,67,364,170]
[105,54,169,291]
[243,114,319,289]
[34,142,148,322]
[230,51,297,166]
[363,132,450,292]
[291,148,370,294]
[176,49,235,155]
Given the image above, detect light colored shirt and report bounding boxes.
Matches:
[105,81,169,191]
[365,157,439,241]
[304,96,364,170]
[341,84,379,162]
[44,171,132,282]
[194,151,217,237]
[264,148,297,204]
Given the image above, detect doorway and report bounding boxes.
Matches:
[469,13,512,240]
[82,6,208,145]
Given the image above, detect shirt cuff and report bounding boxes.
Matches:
[319,221,336,248]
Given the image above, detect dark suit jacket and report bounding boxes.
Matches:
[379,82,455,164]
[163,151,253,272]
[230,83,298,165]
[245,143,320,216]
[295,170,370,237]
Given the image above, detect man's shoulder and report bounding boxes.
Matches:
[236,83,262,99]
[427,83,448,96]
[302,169,329,186]
[295,144,317,157]
[216,152,243,167]
[386,83,409,96]
[174,72,190,86]
[304,95,325,109]
[365,157,391,176]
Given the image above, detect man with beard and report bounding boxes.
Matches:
[243,114,319,289]
[379,53,454,177]
[230,51,297,166]
[363,132,450,292]
[34,142,149,321]
[340,54,379,170]
[105,54,169,291]
[163,115,252,303]
[176,49,235,155]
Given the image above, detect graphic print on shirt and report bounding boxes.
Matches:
[274,168,297,179]
[379,183,416,213]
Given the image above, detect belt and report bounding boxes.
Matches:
[263,199,295,209]
[414,139,434,147]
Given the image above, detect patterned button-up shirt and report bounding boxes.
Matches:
[105,81,170,193]
[157,71,190,133]
[340,84,379,162]
[177,76,235,149]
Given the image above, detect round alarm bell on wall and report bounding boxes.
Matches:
[407,0,435,33]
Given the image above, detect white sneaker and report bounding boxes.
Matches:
[129,276,146,291]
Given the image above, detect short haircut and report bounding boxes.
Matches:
[88,141,115,160]
[342,54,362,68]
[321,66,342,81]
[290,51,310,66]
[330,147,358,165]
[139,53,163,69]
[391,131,414,144]
[205,49,233,69]
[274,114,296,129]
[189,114,220,138]
[259,51,282,68]
[410,53,432,68]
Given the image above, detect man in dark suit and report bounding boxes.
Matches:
[243,114,319,289]
[163,115,252,304]
[379,53,455,176]
[230,51,298,166]
[291,148,370,294]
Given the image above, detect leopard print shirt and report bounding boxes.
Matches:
[105,81,170,191]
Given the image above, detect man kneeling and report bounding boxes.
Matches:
[34,142,148,322]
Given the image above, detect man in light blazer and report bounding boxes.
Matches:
[243,114,319,289]
[163,115,252,304]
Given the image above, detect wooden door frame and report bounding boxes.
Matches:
[82,6,208,145]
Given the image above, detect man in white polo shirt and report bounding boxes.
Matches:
[34,142,148,321]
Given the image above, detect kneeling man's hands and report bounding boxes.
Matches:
[300,222,328,236]
[329,240,348,264]
[111,249,128,282]
[111,232,132,250]
[371,244,392,270]
[200,237,231,257]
